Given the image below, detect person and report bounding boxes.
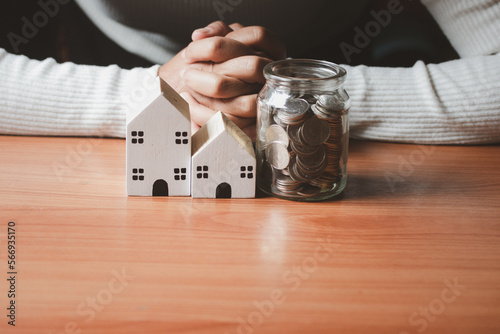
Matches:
[0,0,499,144]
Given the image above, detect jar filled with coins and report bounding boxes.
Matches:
[256,59,350,201]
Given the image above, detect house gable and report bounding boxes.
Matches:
[220,113,255,159]
[127,76,190,126]
[192,111,254,159]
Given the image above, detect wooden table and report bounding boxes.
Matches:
[1,135,499,334]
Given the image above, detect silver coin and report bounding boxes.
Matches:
[317,93,345,111]
[265,124,289,146]
[275,174,302,194]
[301,116,331,146]
[287,124,302,144]
[276,98,310,125]
[311,104,330,119]
[297,146,327,170]
[299,93,319,105]
[265,142,290,170]
[281,168,291,177]
[297,185,322,197]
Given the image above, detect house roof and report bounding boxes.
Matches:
[127,77,190,124]
[159,77,190,122]
[192,111,255,159]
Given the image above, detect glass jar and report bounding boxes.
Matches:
[256,59,350,201]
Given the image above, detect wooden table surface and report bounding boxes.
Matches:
[0,135,499,334]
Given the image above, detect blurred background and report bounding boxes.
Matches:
[0,0,458,69]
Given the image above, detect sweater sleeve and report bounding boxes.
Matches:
[0,48,160,138]
[344,0,500,144]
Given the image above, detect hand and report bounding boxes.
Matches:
[176,21,286,139]
[157,22,239,95]
[180,91,257,141]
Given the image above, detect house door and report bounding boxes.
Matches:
[216,183,232,199]
[153,179,169,196]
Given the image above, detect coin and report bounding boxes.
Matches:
[311,104,331,119]
[299,93,319,105]
[290,140,321,157]
[287,124,302,143]
[311,103,346,120]
[259,90,349,200]
[275,174,303,194]
[275,98,310,125]
[265,124,289,146]
[297,146,327,171]
[265,142,290,170]
[300,116,331,146]
[297,185,322,197]
[288,155,308,182]
[317,93,345,111]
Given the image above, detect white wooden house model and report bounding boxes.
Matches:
[127,77,191,197]
[191,112,256,198]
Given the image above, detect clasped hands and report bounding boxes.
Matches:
[159,21,286,141]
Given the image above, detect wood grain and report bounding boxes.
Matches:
[0,135,499,334]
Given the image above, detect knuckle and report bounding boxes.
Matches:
[251,26,268,42]
[210,20,229,32]
[243,56,260,73]
[239,95,257,117]
[211,76,229,96]
[251,56,270,73]
[207,37,226,57]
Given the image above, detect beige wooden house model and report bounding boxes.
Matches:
[127,78,255,199]
[191,112,256,199]
[126,77,191,197]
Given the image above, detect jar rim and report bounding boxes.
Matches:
[264,59,346,84]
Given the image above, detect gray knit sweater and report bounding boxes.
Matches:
[1,0,500,144]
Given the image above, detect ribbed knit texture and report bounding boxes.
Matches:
[344,55,500,144]
[344,0,500,144]
[0,50,159,137]
[0,0,499,144]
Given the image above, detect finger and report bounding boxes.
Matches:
[191,93,258,119]
[191,21,234,41]
[240,123,257,142]
[183,36,257,64]
[187,55,272,85]
[180,92,255,129]
[229,23,245,31]
[191,121,201,135]
[183,68,260,99]
[226,26,286,60]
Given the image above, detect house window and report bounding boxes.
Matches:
[240,166,254,179]
[196,165,209,179]
[131,131,144,144]
[175,131,189,145]
[174,168,187,181]
[132,168,145,181]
